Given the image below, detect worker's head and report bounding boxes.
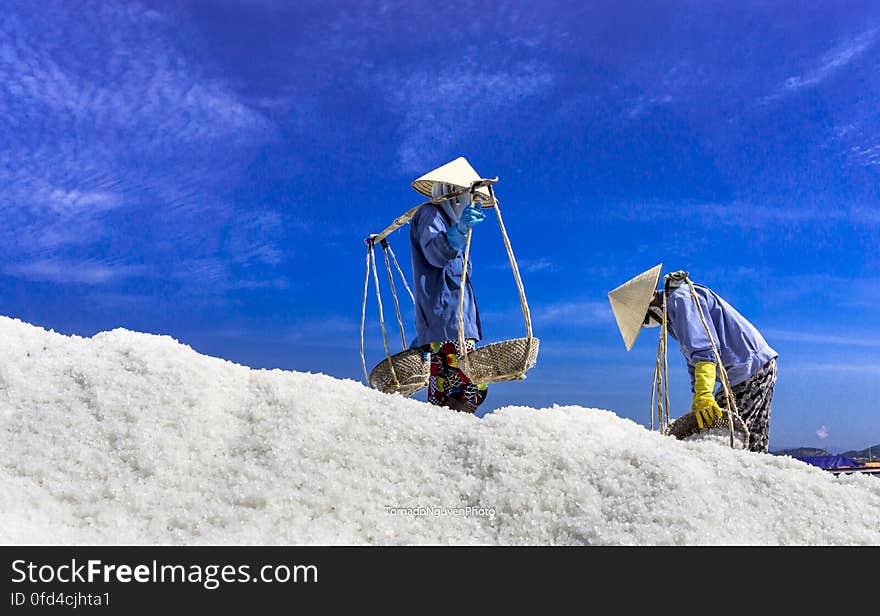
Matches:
[642,291,664,328]
[607,263,663,351]
[432,182,471,222]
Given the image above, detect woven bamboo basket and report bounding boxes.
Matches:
[666,410,749,449]
[461,337,540,385]
[368,349,429,396]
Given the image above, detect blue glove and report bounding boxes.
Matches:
[445,203,485,251]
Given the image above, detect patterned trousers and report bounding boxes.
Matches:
[715,358,778,453]
[427,339,489,414]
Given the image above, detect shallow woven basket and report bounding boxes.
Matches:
[368,349,429,396]
[461,337,540,385]
[666,410,749,449]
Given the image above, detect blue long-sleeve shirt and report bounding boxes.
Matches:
[409,204,482,348]
[666,283,777,388]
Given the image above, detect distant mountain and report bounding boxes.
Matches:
[840,444,880,462]
[771,447,831,458]
[771,444,880,462]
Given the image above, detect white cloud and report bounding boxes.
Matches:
[762,273,880,309]
[794,363,880,375]
[508,257,556,274]
[377,61,553,173]
[626,95,673,120]
[0,3,277,286]
[851,143,880,167]
[5,259,148,285]
[536,300,613,327]
[228,278,290,291]
[285,316,362,345]
[89,292,152,307]
[226,212,285,267]
[828,120,880,170]
[697,202,849,228]
[816,425,829,440]
[168,257,290,295]
[47,189,122,214]
[763,329,880,348]
[766,29,877,101]
[612,199,874,230]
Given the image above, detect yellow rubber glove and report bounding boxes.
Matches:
[692,361,724,429]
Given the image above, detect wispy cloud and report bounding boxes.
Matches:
[492,257,557,274]
[765,28,878,101]
[45,189,123,214]
[827,114,880,170]
[816,425,829,440]
[535,300,613,327]
[762,273,880,309]
[0,3,277,289]
[691,201,856,228]
[613,199,873,230]
[625,94,673,120]
[294,316,360,336]
[850,143,880,167]
[228,278,290,291]
[5,259,148,285]
[793,362,880,375]
[764,329,880,348]
[225,211,285,267]
[88,292,152,308]
[375,61,554,173]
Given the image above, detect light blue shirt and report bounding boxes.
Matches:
[666,283,777,388]
[409,204,482,348]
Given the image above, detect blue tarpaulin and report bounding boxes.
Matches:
[795,455,863,469]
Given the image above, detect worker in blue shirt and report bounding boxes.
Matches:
[409,181,487,413]
[610,266,778,452]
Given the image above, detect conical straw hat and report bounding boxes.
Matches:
[411,157,492,202]
[608,263,663,351]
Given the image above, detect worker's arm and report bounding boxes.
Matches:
[416,207,460,268]
[416,204,484,267]
[692,361,724,429]
[668,289,724,429]
[667,289,719,377]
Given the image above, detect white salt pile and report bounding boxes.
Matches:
[683,427,747,449]
[1,316,878,545]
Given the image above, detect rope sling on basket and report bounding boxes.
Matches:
[651,271,750,449]
[360,173,539,396]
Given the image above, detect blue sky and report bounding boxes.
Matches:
[2,1,878,452]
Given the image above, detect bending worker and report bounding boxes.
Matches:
[608,265,778,452]
[409,158,490,413]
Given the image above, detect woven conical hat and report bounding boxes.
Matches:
[411,157,492,202]
[608,263,663,351]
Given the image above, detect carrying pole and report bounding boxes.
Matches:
[457,227,474,376]
[489,185,533,339]
[381,239,408,351]
[370,244,399,388]
[360,243,371,384]
[455,183,536,381]
[370,178,498,244]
